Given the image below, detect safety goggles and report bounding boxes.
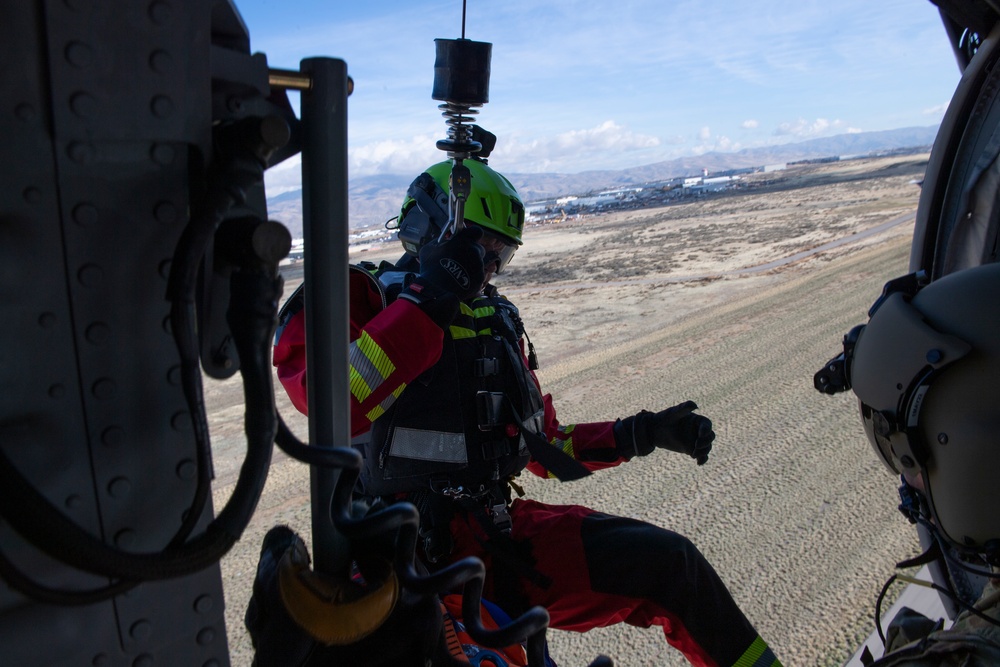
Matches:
[469,224,518,274]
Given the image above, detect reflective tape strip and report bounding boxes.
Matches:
[732,637,781,667]
[546,425,576,479]
[389,427,467,463]
[458,301,494,319]
[365,383,406,423]
[448,324,493,339]
[449,325,477,340]
[349,332,395,402]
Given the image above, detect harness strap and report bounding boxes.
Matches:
[457,497,552,590]
[519,423,590,482]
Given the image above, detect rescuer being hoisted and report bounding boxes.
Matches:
[264,34,781,664]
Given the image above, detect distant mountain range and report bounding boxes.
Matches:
[267,124,939,238]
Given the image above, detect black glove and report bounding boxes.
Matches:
[614,401,715,465]
[414,226,486,301]
[398,226,485,328]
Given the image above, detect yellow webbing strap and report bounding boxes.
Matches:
[277,538,399,645]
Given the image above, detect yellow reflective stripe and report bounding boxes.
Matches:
[546,426,576,479]
[449,325,477,340]
[349,333,396,402]
[458,301,494,319]
[731,637,781,667]
[350,368,374,403]
[365,383,406,422]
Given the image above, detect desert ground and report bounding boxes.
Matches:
[208,154,930,666]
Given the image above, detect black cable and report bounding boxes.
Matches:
[0,545,135,606]
[875,573,897,646]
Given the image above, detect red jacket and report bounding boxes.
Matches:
[272,270,626,478]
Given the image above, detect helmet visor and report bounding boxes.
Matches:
[472,225,518,273]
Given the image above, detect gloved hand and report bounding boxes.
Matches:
[414,226,486,301]
[399,226,486,328]
[614,401,715,465]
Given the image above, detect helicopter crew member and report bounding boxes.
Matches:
[274,158,781,667]
[825,262,1000,666]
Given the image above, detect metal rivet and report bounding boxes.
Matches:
[23,187,42,204]
[108,476,131,498]
[148,1,172,25]
[101,426,124,447]
[938,433,949,445]
[149,50,172,74]
[926,349,943,364]
[92,378,116,399]
[196,627,215,646]
[77,263,104,287]
[72,202,99,226]
[68,141,96,163]
[154,201,178,224]
[70,92,98,118]
[176,459,196,480]
[194,594,213,614]
[115,529,135,548]
[150,143,174,165]
[66,494,82,510]
[130,619,152,641]
[38,312,57,328]
[167,365,181,386]
[170,411,190,431]
[48,384,66,398]
[150,95,173,118]
[85,322,110,345]
[64,41,94,68]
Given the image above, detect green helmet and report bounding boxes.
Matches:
[397,160,525,258]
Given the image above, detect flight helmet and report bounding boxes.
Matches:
[848,262,1000,555]
[396,159,525,273]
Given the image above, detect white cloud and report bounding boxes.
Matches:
[263,154,302,197]
[773,118,848,138]
[698,126,712,141]
[922,102,950,116]
[741,119,759,129]
[490,121,661,173]
[349,134,442,176]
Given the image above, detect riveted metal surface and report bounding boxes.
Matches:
[0,1,231,665]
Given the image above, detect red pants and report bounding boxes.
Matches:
[445,498,772,667]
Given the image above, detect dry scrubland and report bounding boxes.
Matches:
[209,155,929,666]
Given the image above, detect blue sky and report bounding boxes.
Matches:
[234,0,962,195]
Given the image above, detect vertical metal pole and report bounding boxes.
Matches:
[299,57,350,575]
